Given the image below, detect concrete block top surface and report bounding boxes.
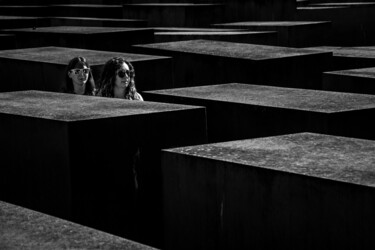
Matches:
[213,21,331,27]
[308,46,375,58]
[0,15,43,20]
[310,2,375,7]
[0,91,203,121]
[3,26,152,34]
[135,40,331,60]
[153,27,247,32]
[123,3,223,6]
[51,4,122,7]
[164,132,375,187]
[48,16,146,22]
[325,67,375,78]
[297,6,350,10]
[0,201,157,250]
[145,83,375,113]
[0,47,170,65]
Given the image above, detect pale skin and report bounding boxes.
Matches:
[114,62,131,99]
[68,65,90,95]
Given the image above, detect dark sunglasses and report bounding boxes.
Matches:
[117,69,133,78]
[70,68,90,75]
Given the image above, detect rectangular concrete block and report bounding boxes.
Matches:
[0,200,158,250]
[144,83,375,142]
[50,4,124,18]
[4,26,154,52]
[0,15,49,29]
[296,4,375,46]
[0,46,174,92]
[134,40,332,89]
[122,3,225,27]
[47,16,148,27]
[0,90,207,248]
[323,67,375,95]
[212,21,332,48]
[307,46,375,71]
[162,132,375,250]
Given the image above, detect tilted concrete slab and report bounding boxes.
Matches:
[144,83,375,142]
[162,132,375,249]
[0,90,207,248]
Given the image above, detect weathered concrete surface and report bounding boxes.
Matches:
[212,21,332,47]
[323,67,375,95]
[154,30,277,45]
[0,46,173,92]
[162,132,375,250]
[0,90,207,248]
[134,39,331,89]
[144,83,375,142]
[4,26,154,52]
[0,201,158,250]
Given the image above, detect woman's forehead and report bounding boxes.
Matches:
[119,62,130,70]
[74,61,88,68]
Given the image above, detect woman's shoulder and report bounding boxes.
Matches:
[135,92,144,101]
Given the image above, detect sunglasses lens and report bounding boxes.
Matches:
[118,70,126,78]
[71,68,90,74]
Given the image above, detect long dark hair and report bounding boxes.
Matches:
[98,57,138,99]
[64,56,96,95]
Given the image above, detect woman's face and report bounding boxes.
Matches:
[114,62,131,89]
[68,64,90,87]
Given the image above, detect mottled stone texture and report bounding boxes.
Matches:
[134,40,331,90]
[144,83,375,142]
[0,46,173,92]
[0,91,207,249]
[0,201,157,250]
[162,132,375,250]
[4,26,154,52]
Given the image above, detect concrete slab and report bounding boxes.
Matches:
[134,39,332,89]
[0,34,16,50]
[127,0,296,22]
[307,46,375,71]
[47,16,148,27]
[323,67,375,94]
[143,83,375,142]
[0,90,207,248]
[122,3,225,27]
[3,26,154,52]
[296,4,375,46]
[0,200,157,250]
[161,132,375,249]
[154,30,277,45]
[50,4,124,18]
[0,46,173,92]
[0,5,50,16]
[212,21,332,47]
[0,15,49,29]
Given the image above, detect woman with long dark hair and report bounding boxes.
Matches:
[63,56,96,95]
[97,56,143,101]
